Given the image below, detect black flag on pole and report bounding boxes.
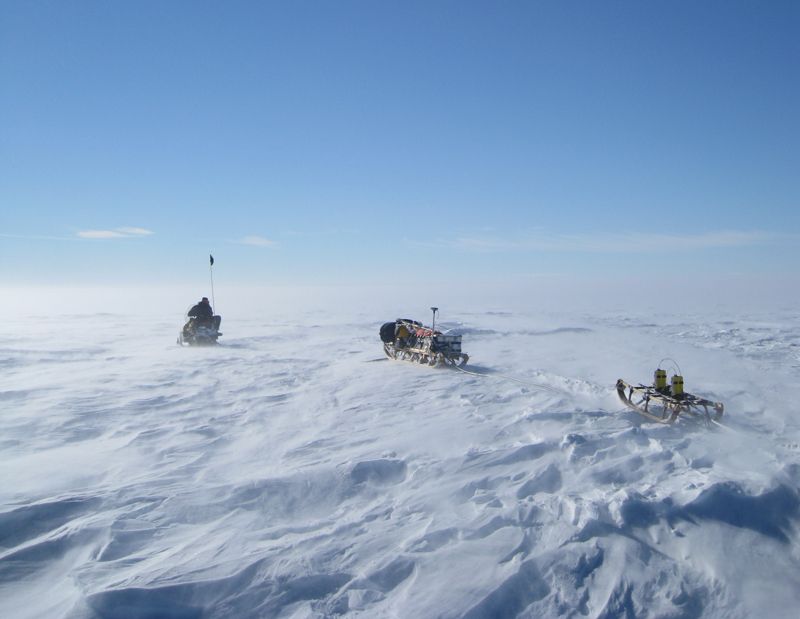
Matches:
[210,254,214,266]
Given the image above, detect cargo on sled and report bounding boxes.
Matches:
[380,307,468,367]
[616,366,723,424]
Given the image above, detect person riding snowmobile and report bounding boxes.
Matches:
[183,297,221,337]
[188,297,214,319]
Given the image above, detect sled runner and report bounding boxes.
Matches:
[616,368,723,424]
[380,307,469,368]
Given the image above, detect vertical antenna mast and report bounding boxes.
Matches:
[209,253,216,312]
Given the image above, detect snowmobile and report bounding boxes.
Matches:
[380,307,469,367]
[178,314,222,346]
[616,367,723,424]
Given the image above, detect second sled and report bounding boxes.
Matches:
[616,368,723,424]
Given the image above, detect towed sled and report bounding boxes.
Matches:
[178,314,222,346]
[380,307,468,368]
[616,368,723,424]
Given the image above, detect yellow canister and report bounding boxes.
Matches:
[654,369,667,390]
[671,375,684,396]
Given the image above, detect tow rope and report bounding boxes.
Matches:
[452,363,567,396]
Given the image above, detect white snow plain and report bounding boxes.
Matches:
[2,298,799,618]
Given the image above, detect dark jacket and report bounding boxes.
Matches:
[188,301,213,318]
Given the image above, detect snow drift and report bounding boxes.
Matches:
[1,306,799,618]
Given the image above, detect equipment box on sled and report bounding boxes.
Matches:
[379,307,468,367]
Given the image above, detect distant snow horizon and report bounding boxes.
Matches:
[2,272,798,319]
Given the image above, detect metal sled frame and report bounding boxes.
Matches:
[616,379,724,424]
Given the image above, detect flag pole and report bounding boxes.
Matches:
[209,253,216,312]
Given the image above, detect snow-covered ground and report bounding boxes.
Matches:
[2,303,799,618]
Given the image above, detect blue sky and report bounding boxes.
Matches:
[1,1,798,289]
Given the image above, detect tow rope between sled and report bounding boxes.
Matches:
[452,364,567,396]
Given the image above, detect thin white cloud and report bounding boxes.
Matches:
[115,227,153,236]
[412,230,775,253]
[77,227,154,239]
[78,230,127,239]
[237,235,278,248]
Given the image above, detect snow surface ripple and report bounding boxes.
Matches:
[1,311,799,618]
